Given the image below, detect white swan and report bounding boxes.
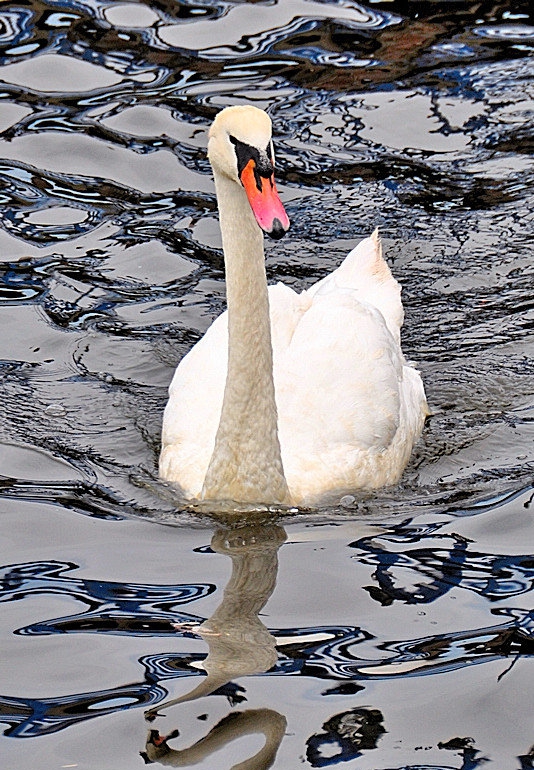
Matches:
[159,105,428,506]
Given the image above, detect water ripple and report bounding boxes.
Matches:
[0,4,533,769]
[0,559,215,636]
[154,0,400,61]
[0,8,34,47]
[474,24,534,40]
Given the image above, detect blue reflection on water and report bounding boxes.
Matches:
[0,560,215,635]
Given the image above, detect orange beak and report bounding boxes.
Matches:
[240,159,290,240]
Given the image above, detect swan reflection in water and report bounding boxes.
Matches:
[141,524,287,769]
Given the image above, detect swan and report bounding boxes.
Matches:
[159,105,428,506]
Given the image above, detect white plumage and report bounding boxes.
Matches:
[159,106,427,506]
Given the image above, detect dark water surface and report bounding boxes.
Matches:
[1,1,533,768]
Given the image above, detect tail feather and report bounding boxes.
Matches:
[307,230,404,343]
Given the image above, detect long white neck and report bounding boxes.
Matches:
[202,171,290,504]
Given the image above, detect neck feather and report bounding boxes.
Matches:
[202,171,290,504]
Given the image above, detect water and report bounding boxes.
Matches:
[0,0,533,767]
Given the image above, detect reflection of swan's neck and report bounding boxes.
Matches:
[202,171,290,505]
[144,708,287,770]
[148,526,285,711]
[143,528,287,769]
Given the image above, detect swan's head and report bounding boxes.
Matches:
[208,106,290,240]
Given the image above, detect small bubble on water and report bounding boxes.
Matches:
[97,372,114,383]
[45,403,66,417]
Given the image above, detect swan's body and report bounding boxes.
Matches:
[160,106,427,506]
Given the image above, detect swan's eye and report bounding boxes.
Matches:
[229,135,273,183]
[230,135,255,177]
